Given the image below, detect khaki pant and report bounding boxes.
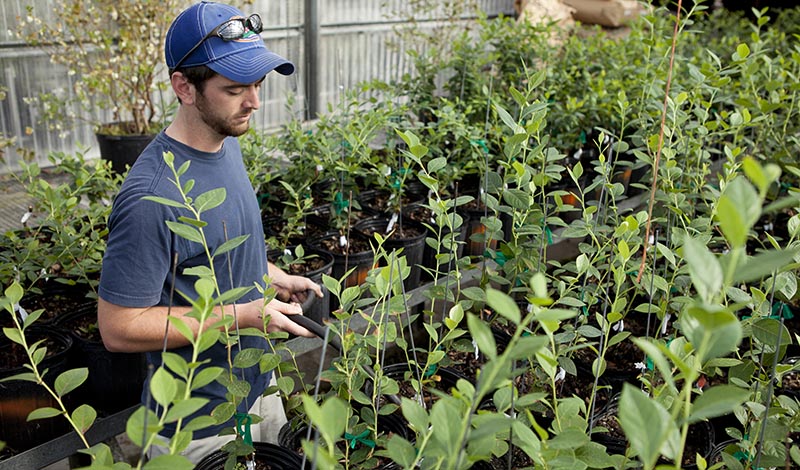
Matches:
[147,374,288,464]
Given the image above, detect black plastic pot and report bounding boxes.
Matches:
[591,401,715,469]
[307,230,375,290]
[95,125,156,174]
[18,280,95,325]
[53,303,146,416]
[195,441,307,470]
[279,411,413,470]
[0,325,73,452]
[354,216,427,291]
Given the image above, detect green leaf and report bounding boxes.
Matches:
[233,348,263,369]
[213,234,249,258]
[461,286,487,302]
[427,157,447,174]
[386,436,417,468]
[55,367,88,397]
[681,303,742,363]
[486,288,520,325]
[27,407,63,421]
[301,396,347,448]
[467,313,497,361]
[165,221,203,244]
[751,318,791,348]
[683,237,722,303]
[164,398,207,423]
[71,404,97,433]
[618,384,677,468]
[190,366,223,391]
[508,335,548,360]
[142,453,195,470]
[503,188,532,211]
[731,248,799,284]
[194,187,226,213]
[716,177,760,249]
[3,327,24,346]
[687,385,750,423]
[150,367,178,407]
[141,195,185,209]
[401,397,429,433]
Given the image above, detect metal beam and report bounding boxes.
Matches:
[303,0,320,120]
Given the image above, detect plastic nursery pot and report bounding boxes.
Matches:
[0,325,73,453]
[307,230,376,290]
[195,441,307,470]
[591,401,716,469]
[279,412,413,470]
[353,216,427,291]
[53,303,146,416]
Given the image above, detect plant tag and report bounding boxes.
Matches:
[283,249,292,256]
[339,235,348,247]
[20,208,32,225]
[661,313,671,335]
[15,303,27,322]
[612,320,624,332]
[555,367,566,382]
[386,213,398,233]
[472,338,480,361]
[384,166,392,176]
[572,148,583,161]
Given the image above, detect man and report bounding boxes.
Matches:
[97,0,322,463]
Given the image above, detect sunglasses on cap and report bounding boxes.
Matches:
[171,14,264,72]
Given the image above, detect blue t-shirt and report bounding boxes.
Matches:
[99,131,271,439]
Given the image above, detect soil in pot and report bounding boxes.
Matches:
[195,441,307,470]
[17,280,95,325]
[591,403,715,469]
[0,325,73,451]
[307,230,375,290]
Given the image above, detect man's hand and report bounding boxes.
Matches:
[258,298,316,338]
[268,262,324,303]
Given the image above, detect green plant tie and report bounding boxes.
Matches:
[741,302,794,321]
[771,301,794,319]
[424,362,439,378]
[579,130,587,145]
[471,139,489,154]
[544,225,553,245]
[235,412,253,446]
[333,192,349,215]
[487,250,507,267]
[344,430,375,449]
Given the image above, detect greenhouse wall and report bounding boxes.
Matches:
[0,0,516,174]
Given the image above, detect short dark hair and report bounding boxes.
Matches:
[171,65,217,97]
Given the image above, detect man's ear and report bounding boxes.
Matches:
[171,72,195,105]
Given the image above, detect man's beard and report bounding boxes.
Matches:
[195,92,251,137]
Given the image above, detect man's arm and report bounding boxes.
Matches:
[98,296,314,353]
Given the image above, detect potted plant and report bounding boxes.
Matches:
[16,0,186,173]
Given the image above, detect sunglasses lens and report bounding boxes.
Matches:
[247,14,263,34]
[216,19,247,40]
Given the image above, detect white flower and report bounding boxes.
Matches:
[634,362,647,370]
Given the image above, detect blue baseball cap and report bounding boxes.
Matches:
[165,1,294,83]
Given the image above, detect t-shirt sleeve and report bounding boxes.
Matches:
[98,191,175,308]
